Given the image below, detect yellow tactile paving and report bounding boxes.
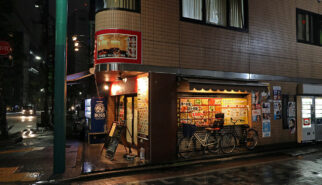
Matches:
[0,148,34,155]
[0,167,39,182]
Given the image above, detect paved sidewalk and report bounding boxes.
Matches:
[44,142,322,184]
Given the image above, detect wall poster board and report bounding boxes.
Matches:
[94,29,141,64]
[178,97,249,127]
[137,75,149,139]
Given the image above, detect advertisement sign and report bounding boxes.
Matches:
[90,97,107,133]
[137,75,149,139]
[0,41,11,55]
[85,99,91,119]
[262,120,271,137]
[179,97,248,127]
[94,29,141,64]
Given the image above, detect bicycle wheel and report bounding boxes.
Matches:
[220,133,236,154]
[206,134,220,154]
[178,136,195,159]
[246,129,259,150]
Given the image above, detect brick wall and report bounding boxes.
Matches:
[96,0,322,79]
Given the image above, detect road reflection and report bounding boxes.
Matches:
[21,116,34,122]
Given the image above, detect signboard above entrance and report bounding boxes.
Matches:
[94,29,141,65]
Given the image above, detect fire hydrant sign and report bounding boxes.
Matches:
[0,41,11,55]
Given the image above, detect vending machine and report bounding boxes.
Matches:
[297,96,315,143]
[315,97,322,141]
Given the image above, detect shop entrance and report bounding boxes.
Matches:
[125,96,138,146]
[116,95,138,148]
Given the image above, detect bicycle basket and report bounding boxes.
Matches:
[182,124,197,138]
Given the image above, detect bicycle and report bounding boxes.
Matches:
[178,124,221,159]
[224,118,259,154]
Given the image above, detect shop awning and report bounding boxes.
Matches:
[186,78,269,92]
[67,70,93,83]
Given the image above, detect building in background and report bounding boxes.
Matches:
[92,0,322,164]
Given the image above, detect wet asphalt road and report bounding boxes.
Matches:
[74,152,322,185]
[6,112,37,134]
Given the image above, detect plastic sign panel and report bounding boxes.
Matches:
[90,97,107,133]
[94,29,141,64]
[0,41,11,55]
[85,99,91,119]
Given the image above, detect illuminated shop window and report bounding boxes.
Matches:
[96,0,140,12]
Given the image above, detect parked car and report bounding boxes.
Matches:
[22,106,35,115]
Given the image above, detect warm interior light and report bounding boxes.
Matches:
[74,42,79,47]
[122,78,128,83]
[74,48,79,51]
[104,85,109,90]
[72,36,77,41]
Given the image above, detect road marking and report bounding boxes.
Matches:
[0,147,44,155]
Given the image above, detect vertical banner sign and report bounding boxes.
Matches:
[90,97,107,133]
[261,91,271,138]
[94,29,141,64]
[137,75,149,139]
[273,86,282,120]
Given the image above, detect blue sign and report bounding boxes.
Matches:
[90,97,107,133]
[262,121,271,137]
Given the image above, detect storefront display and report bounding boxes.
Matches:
[178,97,248,127]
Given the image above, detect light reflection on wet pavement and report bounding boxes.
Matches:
[77,153,322,185]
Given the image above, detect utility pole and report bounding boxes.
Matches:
[54,0,67,174]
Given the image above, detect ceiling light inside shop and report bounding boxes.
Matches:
[104,85,109,90]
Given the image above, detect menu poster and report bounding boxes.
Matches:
[262,120,271,137]
[179,97,248,127]
[137,75,149,138]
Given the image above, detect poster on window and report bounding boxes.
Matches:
[262,120,271,137]
[95,29,141,64]
[137,75,149,139]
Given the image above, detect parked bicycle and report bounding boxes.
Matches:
[178,124,221,159]
[221,118,259,154]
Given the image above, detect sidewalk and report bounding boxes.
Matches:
[43,142,322,184]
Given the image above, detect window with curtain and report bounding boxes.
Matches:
[96,0,139,12]
[296,9,322,46]
[206,0,227,26]
[229,0,244,28]
[182,0,203,20]
[181,0,247,30]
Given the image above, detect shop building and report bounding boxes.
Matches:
[93,0,322,164]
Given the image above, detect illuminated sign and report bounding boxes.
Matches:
[94,29,141,64]
[0,41,11,55]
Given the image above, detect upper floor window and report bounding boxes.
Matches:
[297,9,322,46]
[95,0,140,13]
[181,0,248,30]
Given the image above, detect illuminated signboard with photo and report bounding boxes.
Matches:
[94,29,141,64]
